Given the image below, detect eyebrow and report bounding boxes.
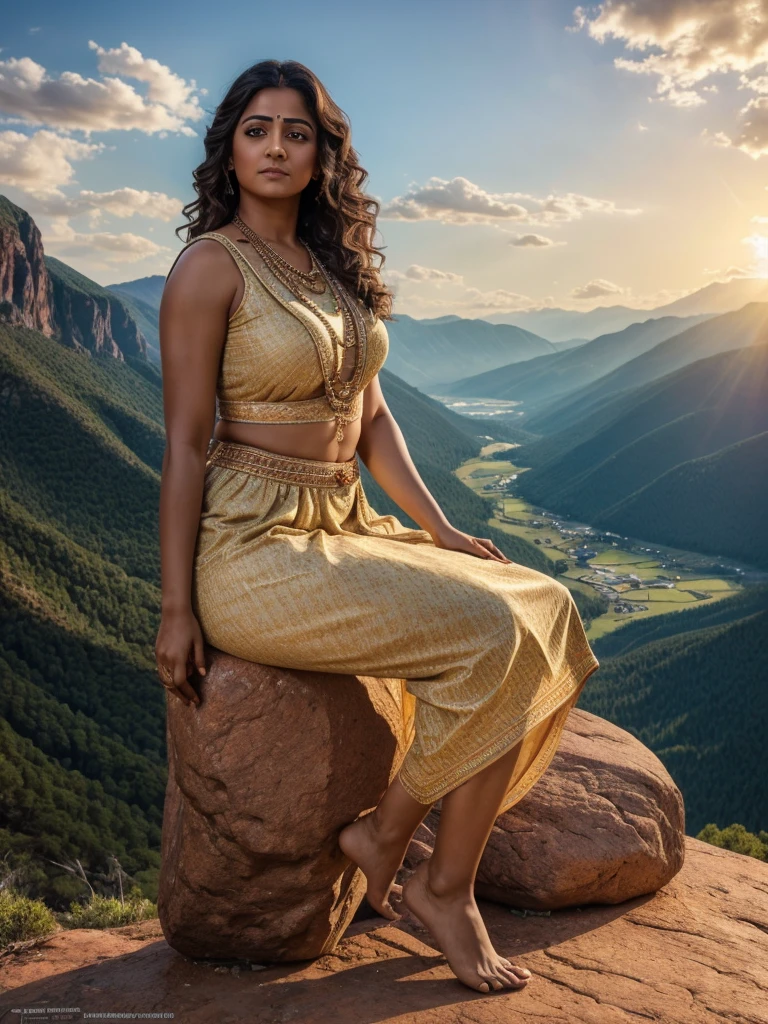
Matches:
[241,114,314,130]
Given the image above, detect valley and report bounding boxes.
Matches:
[454,440,758,641]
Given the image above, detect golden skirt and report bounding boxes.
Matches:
[192,438,600,815]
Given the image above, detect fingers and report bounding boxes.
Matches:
[473,537,511,563]
[166,662,201,708]
[193,634,207,677]
[178,679,201,707]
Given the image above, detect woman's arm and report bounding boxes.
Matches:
[356,375,510,564]
[356,375,450,536]
[155,239,240,703]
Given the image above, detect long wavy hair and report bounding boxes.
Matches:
[176,59,394,320]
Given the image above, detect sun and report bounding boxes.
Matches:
[745,233,768,278]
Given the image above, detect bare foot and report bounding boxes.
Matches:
[402,859,532,994]
[338,811,409,920]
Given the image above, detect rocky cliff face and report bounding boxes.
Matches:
[0,201,54,336]
[0,195,147,361]
[47,258,147,361]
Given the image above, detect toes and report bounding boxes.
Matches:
[477,979,491,993]
[501,957,531,979]
[498,965,528,987]
[375,900,401,921]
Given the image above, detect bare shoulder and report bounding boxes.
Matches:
[164,235,240,311]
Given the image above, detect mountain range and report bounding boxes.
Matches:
[483,275,768,340]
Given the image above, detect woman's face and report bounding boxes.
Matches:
[229,86,319,201]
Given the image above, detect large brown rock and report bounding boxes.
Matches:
[400,707,685,909]
[157,644,412,963]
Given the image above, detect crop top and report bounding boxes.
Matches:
[164,230,390,426]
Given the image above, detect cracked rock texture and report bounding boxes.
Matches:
[157,645,411,962]
[2,837,766,1023]
[400,708,686,909]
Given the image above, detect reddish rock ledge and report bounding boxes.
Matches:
[1,836,766,1023]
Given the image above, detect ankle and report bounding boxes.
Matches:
[365,807,410,847]
[424,863,474,901]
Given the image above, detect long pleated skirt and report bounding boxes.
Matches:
[191,438,600,815]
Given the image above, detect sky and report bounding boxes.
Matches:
[2,0,768,318]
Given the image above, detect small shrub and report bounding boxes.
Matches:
[696,822,768,860]
[0,888,58,947]
[63,885,157,930]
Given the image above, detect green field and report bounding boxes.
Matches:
[455,450,743,640]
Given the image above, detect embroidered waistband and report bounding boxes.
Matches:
[205,438,360,488]
[217,391,363,425]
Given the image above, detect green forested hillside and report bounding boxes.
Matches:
[108,289,161,361]
[581,592,768,835]
[591,582,768,659]
[107,275,165,311]
[515,344,768,567]
[439,311,711,410]
[526,301,768,435]
[595,431,768,567]
[383,313,555,391]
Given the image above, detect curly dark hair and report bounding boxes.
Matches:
[176,59,394,320]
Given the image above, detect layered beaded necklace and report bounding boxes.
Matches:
[232,212,371,444]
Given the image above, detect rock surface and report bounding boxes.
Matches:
[157,645,413,962]
[2,837,766,1023]
[400,708,686,910]
[159,645,685,964]
[0,201,53,336]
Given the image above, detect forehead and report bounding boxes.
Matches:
[240,86,314,121]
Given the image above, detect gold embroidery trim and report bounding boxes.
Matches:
[398,645,600,805]
[206,439,360,488]
[218,391,363,425]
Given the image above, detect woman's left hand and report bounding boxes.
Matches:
[429,523,512,563]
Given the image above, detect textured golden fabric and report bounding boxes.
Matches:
[192,438,601,813]
[164,231,386,425]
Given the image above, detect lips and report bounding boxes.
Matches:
[261,168,288,176]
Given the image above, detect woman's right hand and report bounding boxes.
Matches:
[155,608,206,707]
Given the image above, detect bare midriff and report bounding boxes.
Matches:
[212,415,363,464]
[211,222,364,464]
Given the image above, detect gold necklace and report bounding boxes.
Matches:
[233,213,369,443]
[232,214,325,294]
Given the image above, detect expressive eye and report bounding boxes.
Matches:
[244,126,310,140]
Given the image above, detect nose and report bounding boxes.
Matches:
[266,123,287,159]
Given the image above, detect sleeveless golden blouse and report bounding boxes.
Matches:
[164,230,390,424]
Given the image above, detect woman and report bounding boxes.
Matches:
[156,58,599,995]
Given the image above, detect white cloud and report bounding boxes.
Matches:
[702,264,754,278]
[0,43,204,136]
[569,278,627,300]
[509,233,564,247]
[381,175,639,226]
[385,264,464,285]
[87,41,206,119]
[44,218,173,263]
[572,0,768,156]
[29,187,182,223]
[0,128,104,197]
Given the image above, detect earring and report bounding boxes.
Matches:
[225,170,235,195]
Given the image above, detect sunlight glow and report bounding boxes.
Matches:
[744,233,768,277]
